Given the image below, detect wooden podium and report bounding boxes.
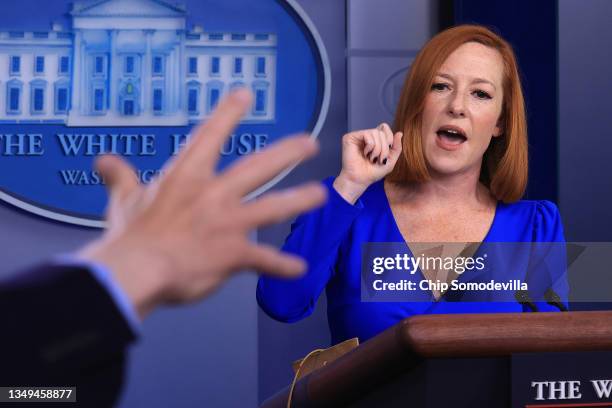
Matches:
[261,312,612,407]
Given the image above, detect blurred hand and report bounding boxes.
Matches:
[333,123,403,204]
[79,89,326,319]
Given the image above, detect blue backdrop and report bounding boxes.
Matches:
[0,0,324,222]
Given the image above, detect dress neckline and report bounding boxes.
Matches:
[378,179,500,246]
[377,179,500,302]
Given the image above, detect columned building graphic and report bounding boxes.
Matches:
[0,0,277,126]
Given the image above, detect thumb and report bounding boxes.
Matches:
[96,155,139,201]
[389,132,404,161]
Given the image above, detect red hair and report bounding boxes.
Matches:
[388,24,528,203]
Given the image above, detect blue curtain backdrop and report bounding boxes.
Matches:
[454,0,559,202]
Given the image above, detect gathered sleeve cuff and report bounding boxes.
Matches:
[529,200,569,311]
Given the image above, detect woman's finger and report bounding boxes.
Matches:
[360,131,375,158]
[380,123,395,148]
[368,129,382,163]
[376,125,390,165]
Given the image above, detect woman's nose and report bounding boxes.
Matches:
[448,92,467,117]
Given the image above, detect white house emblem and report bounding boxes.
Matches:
[0,0,330,227]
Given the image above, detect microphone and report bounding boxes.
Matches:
[544,288,568,312]
[514,290,538,312]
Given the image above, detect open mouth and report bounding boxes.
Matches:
[436,125,467,148]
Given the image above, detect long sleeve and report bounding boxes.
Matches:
[0,263,137,406]
[54,255,142,335]
[257,178,363,322]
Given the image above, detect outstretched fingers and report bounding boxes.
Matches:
[216,135,319,198]
[95,154,139,201]
[244,242,307,278]
[171,88,253,178]
[237,182,326,230]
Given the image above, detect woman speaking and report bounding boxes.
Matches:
[256,25,568,344]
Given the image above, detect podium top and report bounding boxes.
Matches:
[398,310,612,357]
[261,311,612,408]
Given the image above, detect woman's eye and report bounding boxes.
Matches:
[431,83,448,91]
[473,90,492,100]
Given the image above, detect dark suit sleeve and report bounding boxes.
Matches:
[0,264,137,407]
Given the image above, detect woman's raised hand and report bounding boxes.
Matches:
[333,123,403,204]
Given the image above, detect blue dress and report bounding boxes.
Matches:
[257,178,568,344]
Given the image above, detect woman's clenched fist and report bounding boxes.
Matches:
[333,123,403,204]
